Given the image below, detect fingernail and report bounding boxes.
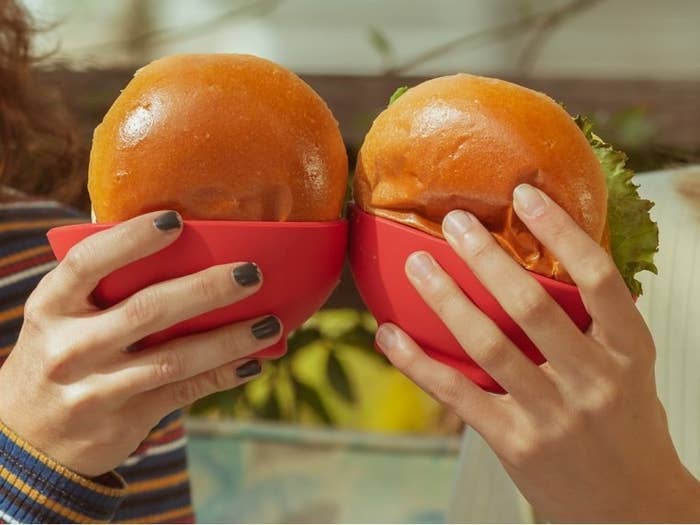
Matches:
[153,211,182,231]
[375,324,397,350]
[233,263,260,287]
[443,210,474,238]
[514,184,547,218]
[406,252,434,281]
[251,316,281,340]
[236,360,261,378]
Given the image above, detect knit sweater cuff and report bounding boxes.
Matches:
[0,419,126,523]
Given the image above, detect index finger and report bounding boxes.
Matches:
[45,210,183,311]
[376,322,513,446]
[512,184,646,342]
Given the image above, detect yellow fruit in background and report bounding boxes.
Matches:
[290,341,442,434]
[352,366,442,434]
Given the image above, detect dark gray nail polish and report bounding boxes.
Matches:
[153,211,181,231]
[233,263,260,287]
[251,316,281,340]
[236,360,261,378]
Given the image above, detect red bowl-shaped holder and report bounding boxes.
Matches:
[348,205,591,393]
[48,219,348,358]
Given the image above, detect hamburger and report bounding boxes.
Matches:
[88,54,348,223]
[354,74,658,295]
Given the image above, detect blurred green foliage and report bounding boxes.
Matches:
[590,106,698,172]
[189,309,386,425]
[367,26,395,71]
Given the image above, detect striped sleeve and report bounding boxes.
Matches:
[0,419,127,524]
[113,411,194,524]
[0,200,84,360]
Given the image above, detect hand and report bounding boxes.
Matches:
[0,211,282,477]
[376,184,700,522]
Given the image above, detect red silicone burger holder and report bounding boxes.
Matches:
[348,204,592,393]
[48,207,592,394]
[47,219,347,359]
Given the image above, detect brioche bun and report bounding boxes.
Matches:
[354,74,608,282]
[89,54,348,222]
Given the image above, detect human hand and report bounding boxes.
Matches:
[376,184,700,522]
[0,211,281,477]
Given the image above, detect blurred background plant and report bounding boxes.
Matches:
[189,309,374,424]
[189,309,450,434]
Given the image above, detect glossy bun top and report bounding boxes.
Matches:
[89,54,348,223]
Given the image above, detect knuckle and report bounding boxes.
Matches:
[545,406,586,444]
[467,235,494,261]
[35,267,56,290]
[172,368,231,408]
[635,340,657,371]
[62,242,94,282]
[510,284,551,324]
[627,327,656,365]
[63,385,102,418]
[543,215,572,244]
[618,348,651,379]
[111,222,138,247]
[101,221,144,259]
[172,379,200,407]
[202,368,232,393]
[431,373,464,410]
[220,325,253,357]
[582,257,620,292]
[22,294,46,334]
[644,339,657,362]
[25,274,53,309]
[580,378,624,417]
[430,281,462,319]
[32,270,61,308]
[152,350,185,384]
[506,435,543,470]
[470,330,510,370]
[43,347,74,381]
[191,271,223,304]
[387,342,420,372]
[124,290,163,328]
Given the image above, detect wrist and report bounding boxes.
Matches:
[673,466,700,521]
[644,460,700,522]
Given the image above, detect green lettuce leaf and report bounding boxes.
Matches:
[388,86,408,105]
[575,115,659,296]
